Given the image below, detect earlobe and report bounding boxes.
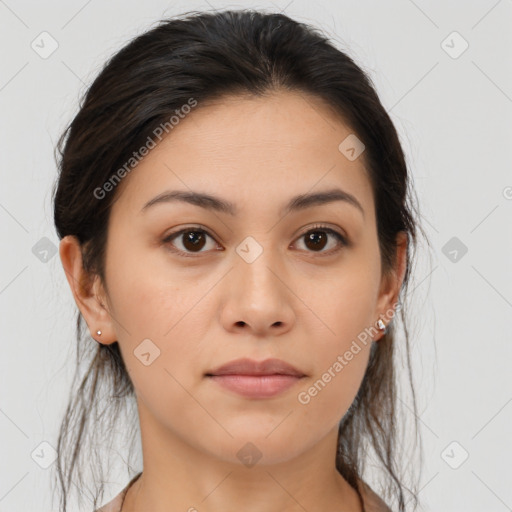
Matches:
[59,235,117,345]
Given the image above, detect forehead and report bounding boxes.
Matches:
[112,90,374,220]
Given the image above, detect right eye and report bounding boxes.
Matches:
[162,226,222,258]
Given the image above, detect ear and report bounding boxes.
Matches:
[59,235,117,345]
[373,231,408,341]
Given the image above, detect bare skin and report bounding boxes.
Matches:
[60,90,406,512]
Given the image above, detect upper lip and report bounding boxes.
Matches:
[206,358,306,377]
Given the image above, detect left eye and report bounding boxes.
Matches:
[294,225,347,254]
[163,225,347,257]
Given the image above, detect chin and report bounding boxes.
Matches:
[198,424,310,467]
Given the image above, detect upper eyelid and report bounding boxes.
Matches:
[165,224,345,238]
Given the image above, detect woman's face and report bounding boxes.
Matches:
[74,91,403,466]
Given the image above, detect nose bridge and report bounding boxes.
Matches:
[231,233,288,302]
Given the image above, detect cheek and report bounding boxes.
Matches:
[305,267,379,350]
[302,343,371,413]
[301,312,372,418]
[112,276,210,425]
[105,238,186,338]
[106,253,217,399]
[296,268,377,418]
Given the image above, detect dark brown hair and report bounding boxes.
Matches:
[52,8,430,511]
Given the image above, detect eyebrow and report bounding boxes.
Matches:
[141,187,365,218]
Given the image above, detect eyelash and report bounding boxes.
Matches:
[162,223,348,259]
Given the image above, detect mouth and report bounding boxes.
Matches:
[205,358,307,399]
[205,357,306,377]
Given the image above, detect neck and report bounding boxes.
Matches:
[122,400,363,512]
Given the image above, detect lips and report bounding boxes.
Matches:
[205,357,306,377]
[205,358,306,399]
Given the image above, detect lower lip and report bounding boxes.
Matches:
[207,374,304,398]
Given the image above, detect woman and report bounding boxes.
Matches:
[53,8,427,512]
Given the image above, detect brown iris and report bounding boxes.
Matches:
[182,230,207,251]
[304,230,328,251]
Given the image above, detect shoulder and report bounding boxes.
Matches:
[357,478,393,512]
[94,472,142,512]
[94,490,124,512]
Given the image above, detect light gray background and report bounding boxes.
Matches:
[1,1,511,511]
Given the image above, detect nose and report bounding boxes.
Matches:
[220,250,296,337]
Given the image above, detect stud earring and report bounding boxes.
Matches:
[377,319,386,332]
[96,330,102,336]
